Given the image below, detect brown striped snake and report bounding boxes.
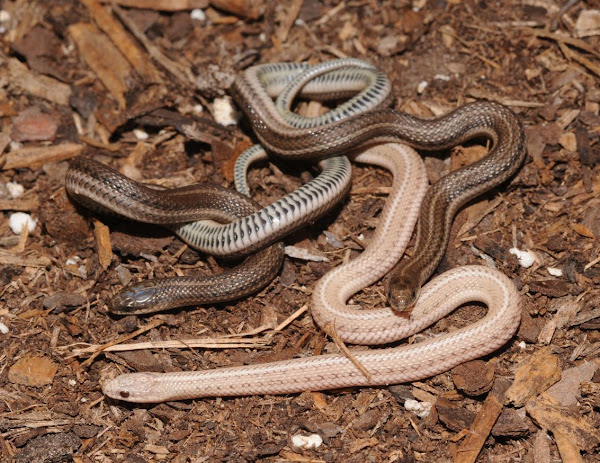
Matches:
[230,59,526,311]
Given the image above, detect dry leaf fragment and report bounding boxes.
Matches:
[8,355,58,386]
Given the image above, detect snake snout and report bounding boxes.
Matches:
[107,283,158,314]
[386,276,419,314]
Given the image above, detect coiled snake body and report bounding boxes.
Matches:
[231,62,526,310]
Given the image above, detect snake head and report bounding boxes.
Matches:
[103,372,164,403]
[107,282,158,315]
[386,274,420,315]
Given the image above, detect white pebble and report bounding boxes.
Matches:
[193,104,204,114]
[9,212,37,234]
[433,74,451,81]
[547,267,563,277]
[65,256,81,266]
[0,322,9,334]
[213,96,241,126]
[290,433,323,450]
[404,399,433,418]
[69,379,77,386]
[509,247,536,268]
[133,129,149,140]
[518,341,527,350]
[6,182,24,198]
[0,10,10,22]
[416,80,428,94]
[190,8,205,21]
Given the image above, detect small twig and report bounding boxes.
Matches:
[532,29,600,60]
[79,319,164,368]
[273,304,309,332]
[323,321,372,382]
[3,143,83,170]
[71,337,271,355]
[0,197,40,212]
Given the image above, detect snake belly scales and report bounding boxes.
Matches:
[97,59,525,402]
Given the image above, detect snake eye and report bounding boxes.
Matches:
[120,390,130,398]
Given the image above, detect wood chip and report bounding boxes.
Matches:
[100,0,208,10]
[68,22,134,109]
[454,392,503,463]
[3,143,83,171]
[210,0,265,19]
[526,393,600,461]
[81,0,161,83]
[0,249,52,267]
[505,348,562,407]
[92,218,113,271]
[0,197,40,212]
[7,58,71,106]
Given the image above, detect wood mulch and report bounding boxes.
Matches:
[0,0,599,461]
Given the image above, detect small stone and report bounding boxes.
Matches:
[7,182,24,198]
[213,96,240,126]
[191,9,206,21]
[547,267,563,277]
[116,265,132,286]
[376,34,408,56]
[404,399,433,418]
[290,433,322,450]
[509,247,536,268]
